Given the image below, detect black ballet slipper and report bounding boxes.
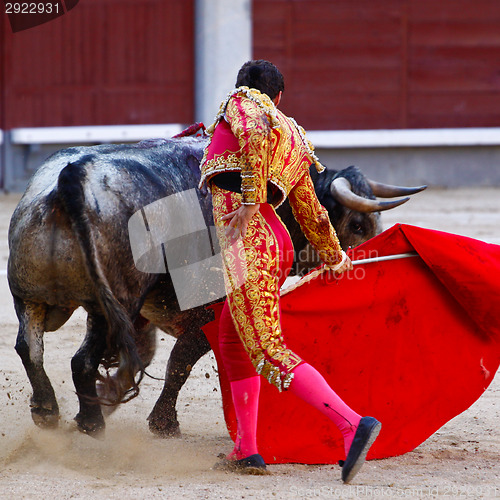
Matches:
[213,453,270,475]
[342,416,381,483]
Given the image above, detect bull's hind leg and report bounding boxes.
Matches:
[71,313,107,435]
[14,297,60,428]
[148,326,211,437]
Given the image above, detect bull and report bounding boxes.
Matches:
[7,134,425,436]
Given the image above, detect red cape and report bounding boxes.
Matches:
[202,224,500,464]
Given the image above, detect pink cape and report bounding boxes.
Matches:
[202,224,500,464]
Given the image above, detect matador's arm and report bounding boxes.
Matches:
[288,171,344,268]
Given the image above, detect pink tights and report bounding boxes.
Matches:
[227,363,361,459]
[289,363,361,455]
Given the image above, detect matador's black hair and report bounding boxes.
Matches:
[236,60,285,100]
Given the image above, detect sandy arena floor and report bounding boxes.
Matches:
[0,188,499,499]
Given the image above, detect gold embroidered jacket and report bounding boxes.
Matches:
[199,86,343,267]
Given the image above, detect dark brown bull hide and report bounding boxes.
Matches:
[8,136,425,436]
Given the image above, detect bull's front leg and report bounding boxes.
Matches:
[148,327,211,437]
[71,313,107,436]
[13,297,60,428]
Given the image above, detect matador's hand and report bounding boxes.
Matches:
[334,254,353,274]
[326,251,353,274]
[221,204,261,243]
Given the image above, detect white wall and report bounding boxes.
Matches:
[194,0,252,128]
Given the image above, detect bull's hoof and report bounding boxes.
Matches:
[96,384,119,418]
[74,412,105,438]
[147,415,181,438]
[31,406,60,429]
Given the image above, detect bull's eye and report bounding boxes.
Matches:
[349,221,364,235]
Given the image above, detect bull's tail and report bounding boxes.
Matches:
[57,157,144,405]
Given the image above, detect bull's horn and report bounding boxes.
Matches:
[367,180,427,198]
[330,177,410,213]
